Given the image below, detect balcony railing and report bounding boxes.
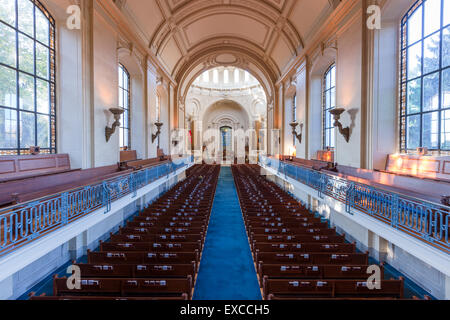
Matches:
[259,155,450,254]
[0,156,193,259]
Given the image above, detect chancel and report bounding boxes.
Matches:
[0,0,448,304]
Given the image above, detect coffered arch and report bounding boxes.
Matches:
[175,48,276,110]
[117,0,335,78]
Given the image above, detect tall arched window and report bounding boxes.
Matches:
[400,0,450,152]
[323,64,336,149]
[0,0,56,155]
[118,64,130,150]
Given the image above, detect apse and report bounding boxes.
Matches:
[185,67,267,164]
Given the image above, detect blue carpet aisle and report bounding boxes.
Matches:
[193,167,261,300]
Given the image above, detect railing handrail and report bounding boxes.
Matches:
[259,155,449,254]
[262,155,449,210]
[0,156,193,259]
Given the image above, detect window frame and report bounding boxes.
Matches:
[323,64,336,150]
[118,63,131,151]
[0,0,56,155]
[399,0,450,153]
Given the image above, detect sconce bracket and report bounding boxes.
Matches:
[152,122,164,144]
[105,108,124,142]
[329,108,351,143]
[290,122,303,144]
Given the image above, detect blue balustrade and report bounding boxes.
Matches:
[0,156,192,258]
[259,155,450,254]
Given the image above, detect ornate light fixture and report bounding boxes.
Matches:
[290,122,303,143]
[329,108,350,143]
[152,122,164,143]
[105,108,124,142]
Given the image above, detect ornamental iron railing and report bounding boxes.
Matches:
[0,156,193,258]
[259,155,449,254]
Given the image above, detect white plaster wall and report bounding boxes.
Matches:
[58,25,85,169]
[335,16,363,168]
[295,68,307,159]
[93,11,119,167]
[147,70,158,158]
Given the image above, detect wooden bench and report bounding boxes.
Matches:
[73,262,196,279]
[255,252,369,265]
[53,276,193,299]
[251,234,346,244]
[127,220,206,229]
[259,264,383,283]
[87,251,199,265]
[248,221,327,229]
[99,241,202,253]
[0,154,72,182]
[250,227,337,236]
[0,164,128,206]
[118,227,205,236]
[253,243,356,254]
[263,278,403,300]
[110,233,204,244]
[29,292,188,300]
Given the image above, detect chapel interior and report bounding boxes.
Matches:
[0,0,449,301]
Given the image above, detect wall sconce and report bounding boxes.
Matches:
[290,122,303,143]
[329,108,350,143]
[105,108,124,142]
[152,122,163,143]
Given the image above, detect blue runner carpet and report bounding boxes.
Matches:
[193,167,261,300]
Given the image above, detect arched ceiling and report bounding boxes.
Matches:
[117,0,338,81]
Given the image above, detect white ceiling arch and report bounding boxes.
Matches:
[176,48,277,111]
[118,0,335,78]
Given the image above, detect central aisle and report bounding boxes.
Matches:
[193,167,261,300]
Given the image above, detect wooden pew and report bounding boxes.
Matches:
[251,234,346,244]
[249,227,337,236]
[87,250,199,265]
[30,292,189,300]
[247,221,328,229]
[73,262,196,279]
[253,243,356,254]
[110,233,204,244]
[133,216,207,223]
[254,252,369,265]
[0,164,129,206]
[53,276,193,299]
[99,241,202,253]
[263,278,403,300]
[127,220,206,229]
[0,154,72,182]
[118,227,205,236]
[258,264,384,284]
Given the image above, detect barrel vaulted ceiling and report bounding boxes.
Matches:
[114,0,340,82]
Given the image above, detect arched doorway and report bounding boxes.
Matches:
[220,126,233,162]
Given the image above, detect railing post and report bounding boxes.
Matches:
[345,182,354,214]
[391,194,399,229]
[61,192,69,225]
[102,181,111,214]
[131,173,137,198]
